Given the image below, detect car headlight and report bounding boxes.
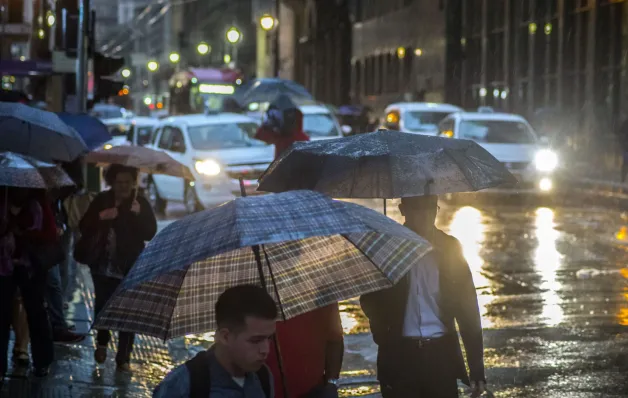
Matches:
[194,159,221,176]
[534,149,558,172]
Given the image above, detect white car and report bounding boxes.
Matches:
[101,118,132,148]
[437,112,558,192]
[146,113,274,213]
[382,102,463,135]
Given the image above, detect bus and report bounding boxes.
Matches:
[168,67,243,115]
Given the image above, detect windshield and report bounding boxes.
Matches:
[135,126,154,145]
[404,111,455,131]
[106,124,130,137]
[302,113,340,137]
[459,120,537,144]
[187,122,267,150]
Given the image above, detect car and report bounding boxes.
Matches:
[382,102,463,135]
[125,117,160,147]
[145,113,274,214]
[101,118,133,148]
[299,104,346,139]
[437,112,558,192]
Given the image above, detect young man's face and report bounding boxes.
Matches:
[218,316,276,372]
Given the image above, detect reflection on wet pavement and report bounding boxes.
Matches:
[3,201,628,397]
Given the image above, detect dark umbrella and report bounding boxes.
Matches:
[237,78,313,105]
[93,190,432,339]
[57,113,112,150]
[0,151,76,189]
[0,102,88,162]
[258,129,517,198]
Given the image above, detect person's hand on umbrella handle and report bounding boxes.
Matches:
[130,200,141,214]
[99,208,118,220]
[470,380,487,397]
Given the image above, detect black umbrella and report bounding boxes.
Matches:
[258,129,517,199]
[237,78,313,105]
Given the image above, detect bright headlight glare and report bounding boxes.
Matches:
[534,149,558,172]
[195,159,221,176]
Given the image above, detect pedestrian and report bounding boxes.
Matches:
[254,94,345,398]
[153,284,278,397]
[254,94,309,158]
[76,165,157,372]
[0,188,55,383]
[266,304,344,398]
[360,195,486,398]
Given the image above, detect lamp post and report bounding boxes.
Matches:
[257,14,278,77]
[147,60,159,72]
[169,52,180,63]
[121,68,131,78]
[197,42,210,55]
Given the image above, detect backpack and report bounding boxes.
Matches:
[185,350,271,398]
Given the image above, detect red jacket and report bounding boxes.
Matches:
[254,111,309,159]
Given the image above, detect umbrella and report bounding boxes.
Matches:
[237,78,313,105]
[257,129,517,198]
[0,151,76,189]
[93,190,432,339]
[0,102,88,162]
[84,145,195,180]
[57,113,112,150]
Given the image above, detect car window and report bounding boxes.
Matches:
[187,122,266,150]
[459,120,536,144]
[152,128,162,146]
[106,124,130,137]
[404,111,454,131]
[170,128,187,153]
[158,127,172,150]
[136,126,154,146]
[302,113,341,137]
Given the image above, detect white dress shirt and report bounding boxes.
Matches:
[402,252,447,338]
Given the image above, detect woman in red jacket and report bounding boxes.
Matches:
[254,94,309,159]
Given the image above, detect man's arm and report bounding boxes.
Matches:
[153,365,191,398]
[324,304,344,381]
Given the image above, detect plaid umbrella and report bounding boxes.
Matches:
[93,190,431,339]
[0,151,76,189]
[84,145,195,180]
[257,129,517,198]
[0,102,88,162]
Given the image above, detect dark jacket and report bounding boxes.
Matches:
[79,190,157,275]
[360,228,485,385]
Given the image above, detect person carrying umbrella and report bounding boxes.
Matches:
[154,285,278,397]
[75,164,157,372]
[360,195,486,398]
[254,94,309,159]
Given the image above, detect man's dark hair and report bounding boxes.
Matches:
[216,285,277,331]
[103,164,139,186]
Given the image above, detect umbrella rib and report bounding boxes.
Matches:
[341,234,396,285]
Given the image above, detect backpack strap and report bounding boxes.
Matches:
[185,350,211,398]
[255,365,272,398]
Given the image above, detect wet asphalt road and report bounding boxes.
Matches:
[3,198,628,397]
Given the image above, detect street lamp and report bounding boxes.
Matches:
[46,11,55,27]
[260,14,275,31]
[169,52,180,63]
[147,60,159,72]
[223,54,232,64]
[197,42,210,55]
[226,27,241,44]
[121,68,131,78]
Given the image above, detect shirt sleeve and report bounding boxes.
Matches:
[153,365,191,398]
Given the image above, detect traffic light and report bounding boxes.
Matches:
[93,52,125,102]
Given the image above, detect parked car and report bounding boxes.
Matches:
[125,117,160,147]
[145,113,273,214]
[437,112,558,192]
[300,104,346,140]
[382,102,463,135]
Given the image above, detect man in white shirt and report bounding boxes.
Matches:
[361,195,486,397]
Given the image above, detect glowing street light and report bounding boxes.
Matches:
[197,42,210,55]
[121,68,131,78]
[169,52,180,63]
[226,27,241,44]
[143,97,152,105]
[260,15,275,31]
[223,54,232,64]
[147,60,159,72]
[46,11,55,27]
[37,29,45,39]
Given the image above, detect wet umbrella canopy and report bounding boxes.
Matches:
[93,190,432,339]
[0,151,76,189]
[236,78,313,106]
[258,129,517,198]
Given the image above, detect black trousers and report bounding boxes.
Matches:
[0,267,54,376]
[93,275,134,364]
[377,337,459,398]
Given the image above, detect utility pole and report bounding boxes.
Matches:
[273,0,280,77]
[76,0,90,113]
